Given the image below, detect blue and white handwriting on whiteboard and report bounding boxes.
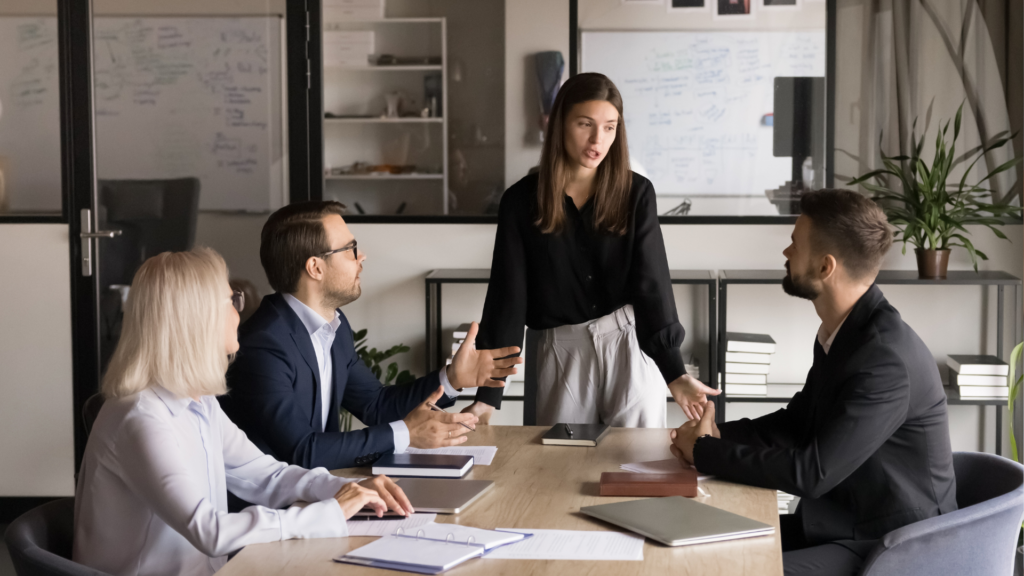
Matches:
[582,31,825,196]
[0,16,283,211]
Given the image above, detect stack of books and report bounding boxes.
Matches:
[323,0,384,21]
[724,333,776,397]
[777,491,796,515]
[946,355,1009,399]
[445,323,473,367]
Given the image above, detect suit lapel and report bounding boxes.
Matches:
[270,294,323,431]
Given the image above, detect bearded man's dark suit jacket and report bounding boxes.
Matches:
[220,293,455,471]
[694,284,958,546]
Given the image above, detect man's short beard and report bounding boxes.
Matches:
[324,283,360,310]
[782,269,820,301]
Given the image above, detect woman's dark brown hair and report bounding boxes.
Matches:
[536,73,632,235]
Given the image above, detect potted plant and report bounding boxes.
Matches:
[848,103,1022,279]
[338,328,417,432]
[1009,342,1023,576]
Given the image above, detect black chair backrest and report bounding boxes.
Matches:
[953,451,1024,508]
[82,394,106,439]
[3,498,110,576]
[97,178,200,287]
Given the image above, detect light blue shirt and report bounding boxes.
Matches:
[283,294,460,453]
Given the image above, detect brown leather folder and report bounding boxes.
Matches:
[599,471,699,498]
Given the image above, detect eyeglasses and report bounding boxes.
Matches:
[228,290,245,313]
[318,240,358,261]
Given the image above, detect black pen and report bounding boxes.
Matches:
[426,402,476,432]
[564,423,573,437]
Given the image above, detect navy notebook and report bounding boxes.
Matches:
[371,453,474,478]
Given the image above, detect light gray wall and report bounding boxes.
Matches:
[0,225,74,496]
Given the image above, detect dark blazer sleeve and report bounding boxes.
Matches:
[224,330,452,471]
[717,380,814,449]
[628,179,687,383]
[694,342,910,499]
[474,186,529,409]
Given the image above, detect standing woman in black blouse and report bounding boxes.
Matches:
[462,73,719,427]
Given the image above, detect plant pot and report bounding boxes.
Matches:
[915,249,951,279]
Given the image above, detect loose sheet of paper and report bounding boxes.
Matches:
[345,513,437,537]
[404,446,498,466]
[620,458,713,481]
[482,529,644,561]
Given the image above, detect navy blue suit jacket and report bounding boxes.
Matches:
[220,293,455,470]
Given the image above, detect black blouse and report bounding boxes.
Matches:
[474,172,686,408]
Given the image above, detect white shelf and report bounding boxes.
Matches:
[325,117,443,124]
[326,65,442,71]
[324,18,444,25]
[325,174,443,180]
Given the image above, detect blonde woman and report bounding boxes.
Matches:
[74,249,394,576]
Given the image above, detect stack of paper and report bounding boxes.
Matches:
[946,355,1009,399]
[724,333,776,397]
[482,529,644,561]
[347,513,436,537]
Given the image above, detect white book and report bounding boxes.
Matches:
[725,352,773,365]
[727,384,768,396]
[951,373,1007,387]
[726,362,771,375]
[946,355,1009,376]
[726,332,777,354]
[724,373,767,385]
[958,386,1009,399]
[452,323,474,340]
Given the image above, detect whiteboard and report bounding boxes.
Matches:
[582,30,825,196]
[0,16,286,212]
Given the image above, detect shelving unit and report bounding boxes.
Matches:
[321,18,448,214]
[424,269,718,425]
[717,269,1023,454]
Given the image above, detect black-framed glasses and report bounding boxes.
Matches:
[229,290,245,313]
[318,240,358,261]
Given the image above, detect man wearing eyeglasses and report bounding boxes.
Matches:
[220,201,520,514]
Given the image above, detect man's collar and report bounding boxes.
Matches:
[817,313,849,355]
[282,293,341,336]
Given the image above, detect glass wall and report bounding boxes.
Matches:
[321,0,506,216]
[578,0,828,217]
[0,0,62,215]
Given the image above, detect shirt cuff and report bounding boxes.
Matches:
[439,365,461,398]
[389,420,410,454]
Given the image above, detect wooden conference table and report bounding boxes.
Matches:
[221,426,783,576]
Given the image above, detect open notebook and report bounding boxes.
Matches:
[334,524,531,574]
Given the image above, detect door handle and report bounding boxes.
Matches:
[81,230,122,239]
[79,208,122,277]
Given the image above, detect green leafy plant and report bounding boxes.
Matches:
[848,103,1022,271]
[1010,342,1023,463]
[339,329,417,432]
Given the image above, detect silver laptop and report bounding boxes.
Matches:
[353,478,494,516]
[580,496,775,546]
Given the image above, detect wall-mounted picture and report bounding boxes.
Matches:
[669,0,708,11]
[714,0,755,19]
[761,0,800,9]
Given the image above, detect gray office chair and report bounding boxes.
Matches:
[4,498,111,576]
[858,451,1024,576]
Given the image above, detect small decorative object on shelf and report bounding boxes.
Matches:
[848,102,1023,279]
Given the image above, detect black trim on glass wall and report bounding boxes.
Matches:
[287,0,324,203]
[59,0,100,471]
[826,0,836,188]
[569,0,578,76]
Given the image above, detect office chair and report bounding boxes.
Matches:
[4,498,111,576]
[858,451,1024,576]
